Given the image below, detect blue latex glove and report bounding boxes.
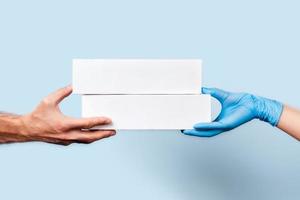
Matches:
[182,87,283,137]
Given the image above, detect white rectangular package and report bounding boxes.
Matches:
[73,59,202,94]
[82,95,211,130]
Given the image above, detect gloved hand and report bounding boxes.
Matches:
[182,87,283,137]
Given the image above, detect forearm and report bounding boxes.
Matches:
[0,86,116,146]
[277,105,300,140]
[0,112,29,143]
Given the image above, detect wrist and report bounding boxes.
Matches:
[253,95,283,126]
[19,114,36,136]
[18,115,28,135]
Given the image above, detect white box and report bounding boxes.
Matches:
[73,59,202,94]
[82,95,211,130]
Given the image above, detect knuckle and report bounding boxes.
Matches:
[85,121,95,129]
[99,117,110,123]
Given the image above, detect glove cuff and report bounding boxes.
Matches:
[255,96,284,126]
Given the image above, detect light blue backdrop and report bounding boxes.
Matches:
[0,0,299,199]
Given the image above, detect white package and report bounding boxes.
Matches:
[82,94,211,130]
[73,59,202,94]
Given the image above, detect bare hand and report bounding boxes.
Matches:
[18,85,116,145]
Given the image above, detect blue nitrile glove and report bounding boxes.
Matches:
[182,87,283,137]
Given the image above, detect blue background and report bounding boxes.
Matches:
[0,0,299,199]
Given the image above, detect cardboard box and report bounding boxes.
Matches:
[82,94,211,130]
[73,59,202,94]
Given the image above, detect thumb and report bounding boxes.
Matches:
[45,85,73,105]
[202,87,229,103]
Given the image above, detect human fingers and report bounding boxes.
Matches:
[44,85,73,106]
[66,117,112,129]
[181,129,224,137]
[202,87,229,103]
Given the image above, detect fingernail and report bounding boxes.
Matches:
[110,131,116,135]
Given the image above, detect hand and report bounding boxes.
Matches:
[17,85,116,145]
[182,87,283,137]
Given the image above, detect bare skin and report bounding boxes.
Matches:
[0,85,116,145]
[277,105,300,140]
[1,86,299,145]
